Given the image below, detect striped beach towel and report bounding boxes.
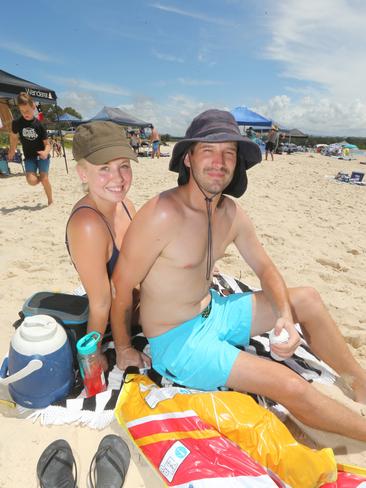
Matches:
[21,273,337,429]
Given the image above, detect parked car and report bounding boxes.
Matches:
[61,128,76,135]
[281,143,299,154]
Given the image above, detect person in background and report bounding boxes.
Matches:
[9,92,52,205]
[246,126,257,140]
[150,124,161,159]
[265,126,279,161]
[277,132,286,154]
[66,121,149,369]
[130,131,140,155]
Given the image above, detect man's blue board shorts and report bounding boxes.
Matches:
[148,289,253,390]
[24,157,50,174]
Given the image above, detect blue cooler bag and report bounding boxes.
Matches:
[20,291,89,359]
[4,315,74,408]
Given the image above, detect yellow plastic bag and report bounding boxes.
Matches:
[115,374,337,488]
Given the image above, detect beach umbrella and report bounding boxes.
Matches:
[231,106,272,127]
[342,143,358,149]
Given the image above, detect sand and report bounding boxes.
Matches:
[0,146,365,485]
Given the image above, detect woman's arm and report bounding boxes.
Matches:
[67,208,112,336]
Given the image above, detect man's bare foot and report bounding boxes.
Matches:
[314,382,366,415]
[351,374,366,404]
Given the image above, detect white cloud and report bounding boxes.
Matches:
[58,91,99,119]
[0,41,51,62]
[264,0,366,102]
[254,95,366,136]
[49,75,130,96]
[120,95,217,135]
[152,49,184,63]
[261,0,366,134]
[150,3,236,26]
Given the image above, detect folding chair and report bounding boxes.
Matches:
[2,148,25,174]
[350,171,364,183]
[0,147,10,176]
[0,159,9,176]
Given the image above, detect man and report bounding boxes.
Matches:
[246,126,257,140]
[9,92,52,205]
[265,126,279,161]
[111,109,366,442]
[149,124,160,159]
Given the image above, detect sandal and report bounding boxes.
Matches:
[88,435,130,488]
[37,439,77,488]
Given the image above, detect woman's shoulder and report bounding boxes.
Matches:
[67,201,109,239]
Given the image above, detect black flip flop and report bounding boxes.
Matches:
[37,439,77,488]
[88,435,130,488]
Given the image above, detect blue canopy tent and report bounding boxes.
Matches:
[58,113,81,123]
[57,113,81,136]
[231,106,272,127]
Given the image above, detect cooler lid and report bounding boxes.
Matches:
[12,315,67,355]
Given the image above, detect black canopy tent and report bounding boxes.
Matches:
[78,106,151,128]
[0,69,68,172]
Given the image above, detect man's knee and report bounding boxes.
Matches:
[281,374,309,402]
[291,286,322,311]
[26,174,39,186]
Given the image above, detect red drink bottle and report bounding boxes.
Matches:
[76,332,106,398]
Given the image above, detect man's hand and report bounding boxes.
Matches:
[270,318,301,360]
[37,150,49,160]
[116,345,151,372]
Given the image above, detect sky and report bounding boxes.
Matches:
[1,0,366,136]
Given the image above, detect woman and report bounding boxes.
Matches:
[66,121,147,369]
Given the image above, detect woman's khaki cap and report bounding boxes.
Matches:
[72,121,138,164]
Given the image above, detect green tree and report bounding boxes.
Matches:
[63,107,82,119]
[42,104,63,123]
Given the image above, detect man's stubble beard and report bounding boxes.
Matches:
[198,167,234,196]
